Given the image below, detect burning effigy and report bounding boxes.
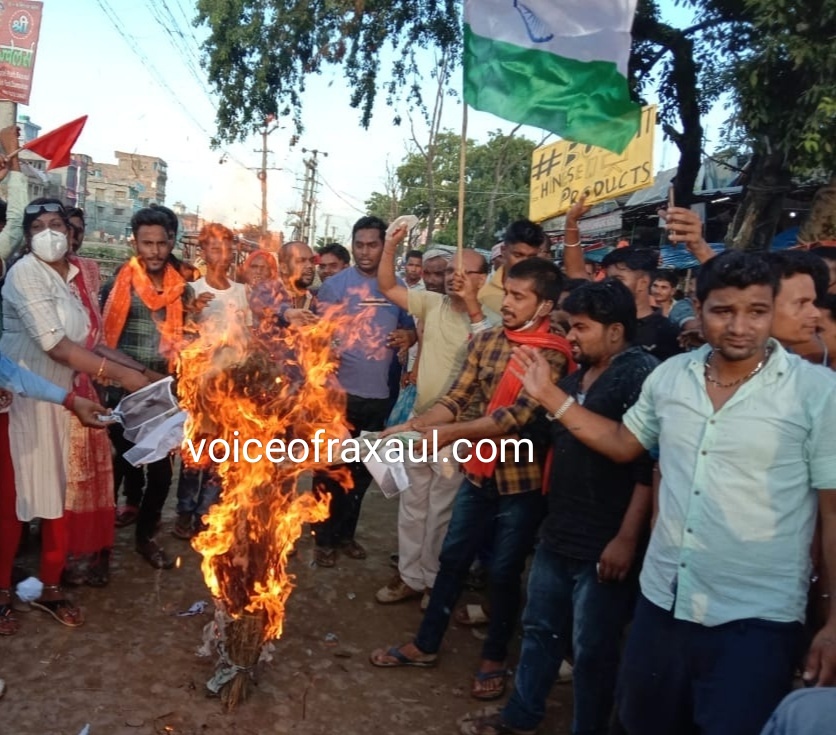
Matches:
[175,308,352,710]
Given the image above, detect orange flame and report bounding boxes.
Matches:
[175,305,354,640]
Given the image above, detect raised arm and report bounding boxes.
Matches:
[662,206,715,264]
[512,345,646,463]
[378,224,409,310]
[562,193,593,281]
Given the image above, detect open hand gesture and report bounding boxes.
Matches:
[510,345,552,405]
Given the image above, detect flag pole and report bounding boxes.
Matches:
[456,103,468,272]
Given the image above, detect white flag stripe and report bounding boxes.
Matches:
[465,0,637,74]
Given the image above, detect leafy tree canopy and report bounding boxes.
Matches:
[195,0,460,145]
[366,130,537,250]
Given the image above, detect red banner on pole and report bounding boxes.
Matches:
[0,1,43,105]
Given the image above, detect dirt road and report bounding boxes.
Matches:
[2,484,572,735]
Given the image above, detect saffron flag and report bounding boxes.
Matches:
[21,115,87,171]
[463,0,641,154]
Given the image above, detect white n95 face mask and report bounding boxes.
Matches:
[30,229,69,263]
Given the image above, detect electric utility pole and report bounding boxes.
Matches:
[252,119,282,242]
[300,148,327,246]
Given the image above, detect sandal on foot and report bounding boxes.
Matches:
[0,591,20,636]
[30,587,84,628]
[454,603,490,627]
[458,711,536,735]
[314,547,336,568]
[340,539,367,560]
[369,645,437,668]
[471,669,509,701]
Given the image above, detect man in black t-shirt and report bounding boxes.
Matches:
[601,247,680,361]
[461,280,657,735]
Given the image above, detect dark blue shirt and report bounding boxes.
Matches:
[316,267,414,399]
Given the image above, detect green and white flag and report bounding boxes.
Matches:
[463,0,641,154]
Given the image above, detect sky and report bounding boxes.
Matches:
[16,0,715,244]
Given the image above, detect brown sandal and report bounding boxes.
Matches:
[0,590,19,636]
[30,585,84,628]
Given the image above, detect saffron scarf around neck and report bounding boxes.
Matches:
[463,319,577,479]
[102,257,186,360]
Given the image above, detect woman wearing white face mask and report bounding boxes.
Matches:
[0,199,150,632]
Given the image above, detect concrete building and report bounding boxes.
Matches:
[172,201,204,236]
[10,116,168,240]
[95,151,167,205]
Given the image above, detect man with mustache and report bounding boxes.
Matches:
[250,241,320,332]
[460,279,657,735]
[312,216,415,567]
[370,259,573,702]
[511,251,836,735]
[376,228,499,607]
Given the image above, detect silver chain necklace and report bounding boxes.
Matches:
[704,345,773,389]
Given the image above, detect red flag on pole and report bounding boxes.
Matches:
[21,115,88,171]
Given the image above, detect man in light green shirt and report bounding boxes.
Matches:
[512,251,836,735]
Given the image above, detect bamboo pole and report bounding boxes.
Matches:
[2,146,23,161]
[456,104,468,272]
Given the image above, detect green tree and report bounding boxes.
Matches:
[366,129,537,250]
[195,0,460,144]
[711,0,836,249]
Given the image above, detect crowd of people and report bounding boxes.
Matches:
[0,150,834,733]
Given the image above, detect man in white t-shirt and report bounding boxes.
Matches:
[173,223,251,539]
[190,224,251,333]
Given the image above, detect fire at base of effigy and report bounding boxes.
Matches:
[176,310,352,711]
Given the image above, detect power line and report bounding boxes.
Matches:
[319,175,366,214]
[145,0,215,106]
[93,0,249,172]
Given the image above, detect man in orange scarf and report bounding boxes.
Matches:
[100,207,196,570]
[371,259,573,701]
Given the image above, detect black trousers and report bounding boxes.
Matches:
[108,423,173,544]
[312,393,391,548]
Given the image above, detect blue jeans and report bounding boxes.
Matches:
[414,479,545,662]
[176,466,221,518]
[617,594,803,735]
[502,546,636,735]
[759,689,836,735]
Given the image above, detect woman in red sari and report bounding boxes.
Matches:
[62,207,115,586]
[63,209,156,585]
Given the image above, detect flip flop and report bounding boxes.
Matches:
[369,646,438,668]
[30,598,84,628]
[471,669,509,701]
